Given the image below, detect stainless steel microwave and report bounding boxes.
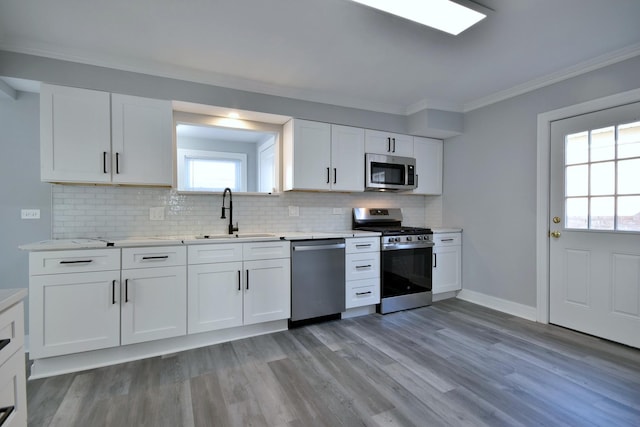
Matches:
[365,153,416,191]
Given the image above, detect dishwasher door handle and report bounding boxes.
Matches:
[292,243,346,252]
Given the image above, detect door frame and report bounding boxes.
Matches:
[536,87,640,323]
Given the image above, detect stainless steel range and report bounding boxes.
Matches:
[353,208,434,314]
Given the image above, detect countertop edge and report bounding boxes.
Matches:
[0,288,28,313]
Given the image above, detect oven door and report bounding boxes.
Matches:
[381,245,432,298]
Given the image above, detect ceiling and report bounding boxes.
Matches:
[1,0,640,114]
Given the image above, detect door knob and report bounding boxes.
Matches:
[553,216,561,224]
[550,230,561,238]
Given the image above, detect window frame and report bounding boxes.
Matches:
[177,148,248,192]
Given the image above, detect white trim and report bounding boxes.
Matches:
[456,289,536,321]
[536,87,640,324]
[465,43,640,113]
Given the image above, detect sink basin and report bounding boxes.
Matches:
[196,233,277,240]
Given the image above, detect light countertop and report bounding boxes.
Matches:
[0,288,28,313]
[430,227,463,233]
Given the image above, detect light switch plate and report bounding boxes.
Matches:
[288,206,299,217]
[21,209,40,219]
[149,207,165,221]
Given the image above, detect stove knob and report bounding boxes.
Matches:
[417,236,423,241]
[406,236,412,242]
[394,237,401,243]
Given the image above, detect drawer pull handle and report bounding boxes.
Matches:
[60,260,93,264]
[0,339,10,352]
[440,239,454,242]
[142,255,169,260]
[355,244,372,248]
[356,291,372,296]
[0,406,15,426]
[355,265,372,269]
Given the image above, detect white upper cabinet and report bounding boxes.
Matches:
[41,84,112,183]
[283,119,365,192]
[111,94,173,185]
[364,129,414,157]
[40,83,173,186]
[412,136,443,195]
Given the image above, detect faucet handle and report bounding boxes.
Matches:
[221,206,226,219]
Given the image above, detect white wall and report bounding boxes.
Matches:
[444,55,640,308]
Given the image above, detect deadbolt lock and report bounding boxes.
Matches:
[553,216,561,224]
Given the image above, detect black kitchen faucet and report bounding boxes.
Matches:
[221,187,239,235]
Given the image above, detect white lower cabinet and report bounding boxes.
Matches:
[432,233,462,294]
[187,241,290,334]
[345,237,380,309]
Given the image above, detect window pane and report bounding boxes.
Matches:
[566,164,588,196]
[590,127,615,162]
[590,197,614,230]
[618,158,640,195]
[590,161,615,196]
[618,121,640,159]
[618,196,640,231]
[189,159,238,190]
[565,131,588,165]
[566,198,588,229]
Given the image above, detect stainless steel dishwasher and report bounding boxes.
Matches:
[290,239,346,324]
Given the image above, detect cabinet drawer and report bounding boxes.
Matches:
[346,252,380,281]
[346,278,380,309]
[345,237,379,254]
[188,243,243,265]
[0,349,27,427]
[30,249,120,275]
[243,241,290,261]
[122,246,186,269]
[0,303,24,368]
[433,233,461,247]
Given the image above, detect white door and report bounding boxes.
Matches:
[289,119,331,190]
[413,137,443,195]
[243,258,291,325]
[258,142,276,193]
[550,102,640,348]
[331,125,365,192]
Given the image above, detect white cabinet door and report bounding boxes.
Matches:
[111,94,173,186]
[29,271,120,358]
[121,266,187,345]
[243,258,291,325]
[432,245,462,294]
[365,130,414,157]
[40,83,112,183]
[283,119,331,191]
[187,262,243,334]
[331,125,365,192]
[413,137,443,195]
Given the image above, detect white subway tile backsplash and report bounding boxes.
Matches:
[51,184,443,239]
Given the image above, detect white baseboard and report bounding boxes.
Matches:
[456,289,537,321]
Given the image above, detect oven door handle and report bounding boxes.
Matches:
[382,242,434,251]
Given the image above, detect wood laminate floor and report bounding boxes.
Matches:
[27,299,640,426]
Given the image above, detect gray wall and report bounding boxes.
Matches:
[444,55,640,308]
[0,92,51,330]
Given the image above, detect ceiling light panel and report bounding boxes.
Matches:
[351,0,486,35]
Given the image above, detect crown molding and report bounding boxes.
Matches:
[462,42,640,112]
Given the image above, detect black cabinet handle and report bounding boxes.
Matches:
[392,138,396,153]
[387,137,391,152]
[433,253,437,268]
[0,339,10,352]
[125,279,129,302]
[326,167,330,183]
[246,270,249,290]
[440,238,455,242]
[103,152,108,173]
[142,255,169,260]
[115,152,120,174]
[355,264,372,269]
[333,168,337,184]
[356,291,372,296]
[237,271,241,291]
[60,259,93,264]
[355,244,372,248]
[112,280,116,304]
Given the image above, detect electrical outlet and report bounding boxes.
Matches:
[21,209,40,219]
[149,207,165,221]
[288,206,299,217]
[332,208,343,215]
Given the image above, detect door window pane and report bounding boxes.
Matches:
[617,196,640,231]
[566,165,588,196]
[590,161,615,196]
[565,131,588,165]
[566,198,588,229]
[617,158,640,195]
[618,121,640,159]
[590,127,615,162]
[590,197,614,230]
